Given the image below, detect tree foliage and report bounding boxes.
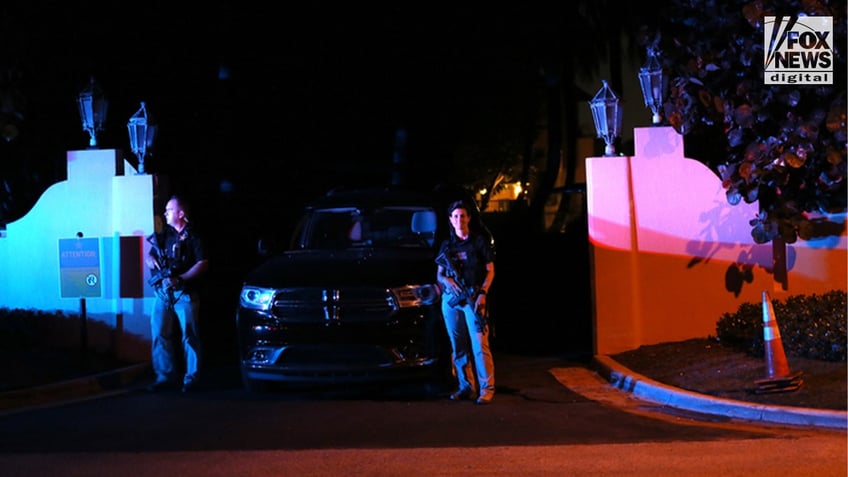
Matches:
[644,0,846,244]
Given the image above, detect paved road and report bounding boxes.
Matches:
[0,354,845,476]
[1,436,844,477]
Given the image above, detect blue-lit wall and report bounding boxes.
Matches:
[0,149,155,361]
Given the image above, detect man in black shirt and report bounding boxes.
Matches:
[145,195,208,393]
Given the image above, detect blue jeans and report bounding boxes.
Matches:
[151,291,201,385]
[441,297,495,397]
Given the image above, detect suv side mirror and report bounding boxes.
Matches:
[257,237,273,257]
[257,234,289,257]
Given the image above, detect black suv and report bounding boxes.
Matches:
[235,187,488,391]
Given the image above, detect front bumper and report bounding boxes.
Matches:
[236,306,448,384]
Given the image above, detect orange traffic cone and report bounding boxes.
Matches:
[754,291,803,394]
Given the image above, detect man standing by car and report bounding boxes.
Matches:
[145,195,208,393]
[436,200,496,404]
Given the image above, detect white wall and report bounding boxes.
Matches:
[0,149,155,361]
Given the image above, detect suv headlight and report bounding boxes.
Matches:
[240,286,276,310]
[391,284,440,308]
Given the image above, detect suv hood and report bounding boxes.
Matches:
[244,248,437,288]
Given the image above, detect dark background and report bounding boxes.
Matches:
[2,3,566,196]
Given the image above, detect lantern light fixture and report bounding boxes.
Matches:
[589,80,623,156]
[638,48,666,125]
[77,77,108,148]
[127,102,157,175]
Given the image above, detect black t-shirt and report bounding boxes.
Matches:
[437,232,495,290]
[148,224,206,293]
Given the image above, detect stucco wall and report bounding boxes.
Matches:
[0,149,156,361]
[586,127,847,355]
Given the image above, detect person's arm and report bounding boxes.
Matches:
[475,261,494,307]
[171,232,208,286]
[145,252,160,270]
[479,261,494,295]
[175,259,209,283]
[437,264,462,296]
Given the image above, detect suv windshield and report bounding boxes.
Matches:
[292,206,438,250]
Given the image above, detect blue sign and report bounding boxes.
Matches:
[59,238,101,298]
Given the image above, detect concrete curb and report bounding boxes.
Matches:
[594,355,847,431]
[0,363,152,416]
[3,357,845,432]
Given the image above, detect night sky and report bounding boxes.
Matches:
[4,4,565,186]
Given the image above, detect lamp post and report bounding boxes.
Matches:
[589,80,623,156]
[638,48,665,125]
[127,102,156,175]
[77,77,108,148]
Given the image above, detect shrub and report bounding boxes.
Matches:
[0,308,80,350]
[715,290,847,362]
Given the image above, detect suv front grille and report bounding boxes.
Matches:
[270,287,394,323]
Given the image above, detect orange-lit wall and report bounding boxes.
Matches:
[586,127,847,355]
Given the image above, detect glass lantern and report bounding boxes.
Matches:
[589,80,623,156]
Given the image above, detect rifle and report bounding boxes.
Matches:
[146,233,177,300]
[435,251,488,333]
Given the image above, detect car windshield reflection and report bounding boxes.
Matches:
[301,207,437,249]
